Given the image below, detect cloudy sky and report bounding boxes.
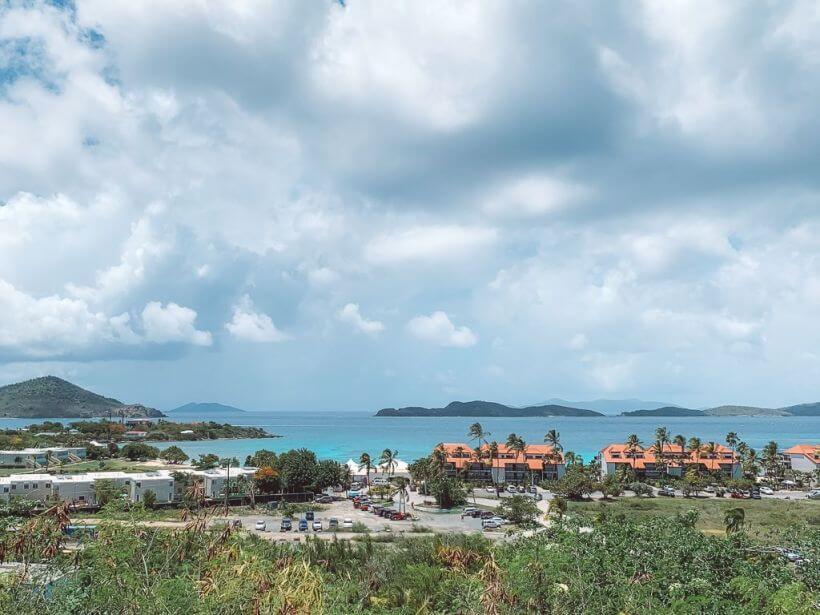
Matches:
[1,1,820,411]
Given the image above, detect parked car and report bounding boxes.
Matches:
[315,495,333,504]
[312,520,322,532]
[479,511,494,519]
[704,485,716,493]
[280,518,293,532]
[348,490,361,499]
[807,490,820,500]
[528,485,538,494]
[359,503,370,511]
[329,517,339,530]
[254,520,266,531]
[482,519,501,530]
[517,486,526,493]
[730,491,749,499]
[409,483,417,492]
[462,507,478,516]
[343,518,354,529]
[506,485,517,493]
[305,510,315,521]
[760,486,774,495]
[486,486,496,493]
[658,486,676,497]
[298,518,308,532]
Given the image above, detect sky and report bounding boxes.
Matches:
[1,1,820,412]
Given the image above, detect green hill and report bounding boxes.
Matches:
[168,402,247,415]
[375,400,603,417]
[704,405,789,417]
[0,376,163,419]
[620,406,705,417]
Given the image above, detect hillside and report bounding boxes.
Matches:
[704,405,789,417]
[375,400,604,417]
[779,402,820,416]
[542,398,676,415]
[620,406,705,417]
[168,402,247,415]
[0,376,163,419]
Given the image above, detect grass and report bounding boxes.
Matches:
[567,496,820,540]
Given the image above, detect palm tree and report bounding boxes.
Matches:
[564,451,577,466]
[625,434,642,473]
[723,507,745,534]
[380,448,399,480]
[358,452,375,486]
[687,437,702,476]
[650,440,667,477]
[431,444,448,476]
[725,432,738,458]
[468,422,490,448]
[506,433,526,484]
[487,441,499,489]
[544,429,562,452]
[673,434,686,456]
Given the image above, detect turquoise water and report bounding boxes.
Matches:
[4,412,816,464]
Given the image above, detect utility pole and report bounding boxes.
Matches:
[223,459,231,515]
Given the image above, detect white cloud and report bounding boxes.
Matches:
[337,303,385,336]
[141,301,212,346]
[225,296,289,343]
[406,311,477,348]
[365,225,497,265]
[483,174,589,218]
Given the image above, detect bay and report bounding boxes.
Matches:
[2,412,817,465]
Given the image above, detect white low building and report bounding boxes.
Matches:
[189,467,257,498]
[0,474,55,502]
[0,447,86,468]
[128,471,175,503]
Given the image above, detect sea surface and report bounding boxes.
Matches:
[1,411,818,465]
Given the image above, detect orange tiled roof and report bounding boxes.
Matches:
[785,444,820,459]
[600,442,738,470]
[438,442,563,470]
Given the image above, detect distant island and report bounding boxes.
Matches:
[375,400,604,417]
[376,398,820,418]
[168,402,247,415]
[621,403,820,417]
[0,376,163,419]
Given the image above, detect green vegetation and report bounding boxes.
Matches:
[0,375,161,418]
[0,504,816,613]
[376,400,604,417]
[566,496,820,540]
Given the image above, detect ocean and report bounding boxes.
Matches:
[3,411,817,465]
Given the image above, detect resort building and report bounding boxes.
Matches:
[783,444,820,474]
[599,442,741,480]
[438,442,565,484]
[0,447,86,468]
[0,474,55,502]
[189,466,257,498]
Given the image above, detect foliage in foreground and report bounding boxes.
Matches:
[0,508,817,614]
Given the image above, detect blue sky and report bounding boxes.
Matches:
[2,1,820,411]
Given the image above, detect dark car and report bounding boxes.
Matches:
[480,511,494,519]
[379,508,392,517]
[305,510,315,521]
[280,518,293,532]
[298,518,308,531]
[315,495,333,504]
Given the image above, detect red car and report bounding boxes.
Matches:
[360,503,370,511]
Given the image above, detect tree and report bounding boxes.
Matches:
[245,449,278,468]
[544,429,562,452]
[762,441,782,481]
[428,476,467,509]
[724,507,745,534]
[142,489,157,509]
[253,466,281,494]
[506,433,526,482]
[673,434,686,456]
[279,449,318,493]
[498,495,540,526]
[160,446,189,465]
[379,448,399,479]
[121,442,160,461]
[629,482,653,497]
[193,453,220,470]
[552,465,594,500]
[468,422,490,449]
[314,459,345,492]
[549,496,567,523]
[600,474,623,499]
[625,434,641,473]
[682,468,704,497]
[726,432,739,459]
[358,452,375,486]
[93,479,125,506]
[687,437,703,476]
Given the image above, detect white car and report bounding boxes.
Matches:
[489,516,508,525]
[760,486,774,495]
[462,507,478,515]
[312,520,322,532]
[254,520,266,531]
[808,490,820,500]
[485,486,496,493]
[506,485,517,493]
[482,519,501,530]
[343,518,354,529]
